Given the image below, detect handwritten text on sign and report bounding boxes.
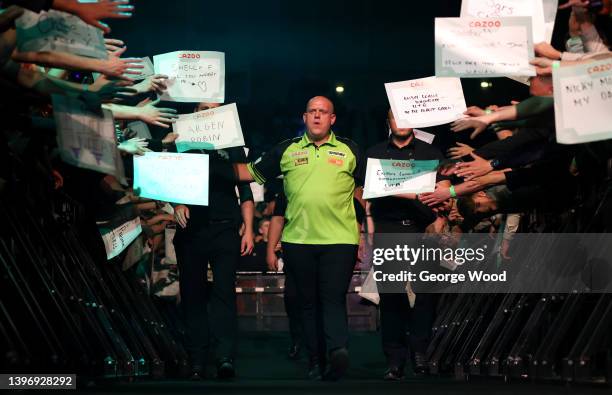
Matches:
[16,9,106,59]
[100,217,142,260]
[385,77,467,128]
[553,58,612,144]
[53,95,124,179]
[460,0,550,43]
[154,51,225,103]
[363,159,439,199]
[133,152,210,206]
[173,103,245,152]
[435,17,535,78]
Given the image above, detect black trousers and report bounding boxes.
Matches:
[282,243,357,360]
[379,292,438,367]
[283,264,302,345]
[374,220,438,367]
[173,222,240,363]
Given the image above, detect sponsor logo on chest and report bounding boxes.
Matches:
[294,157,309,166]
[290,150,309,158]
[327,150,346,166]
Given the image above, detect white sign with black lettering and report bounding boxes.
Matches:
[173,103,245,152]
[363,159,439,199]
[16,9,106,59]
[553,58,612,144]
[53,95,124,179]
[133,152,209,206]
[385,77,467,128]
[154,50,225,103]
[460,0,551,43]
[100,217,142,260]
[435,17,536,78]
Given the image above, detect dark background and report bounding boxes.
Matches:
[111,0,572,154]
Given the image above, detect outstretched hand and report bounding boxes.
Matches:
[136,98,179,128]
[131,74,169,94]
[450,117,489,140]
[59,0,134,33]
[558,0,590,9]
[102,46,143,80]
[454,152,493,181]
[447,142,474,160]
[118,137,151,156]
[418,186,451,207]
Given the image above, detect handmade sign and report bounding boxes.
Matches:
[154,50,225,102]
[363,159,439,199]
[133,152,210,205]
[385,77,467,128]
[553,58,612,144]
[100,217,142,260]
[435,17,535,78]
[16,9,106,58]
[173,103,244,152]
[53,95,124,180]
[460,0,552,43]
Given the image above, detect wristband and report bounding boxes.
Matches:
[449,185,457,198]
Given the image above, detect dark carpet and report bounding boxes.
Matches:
[77,332,610,395]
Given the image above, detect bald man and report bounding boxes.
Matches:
[233,96,365,380]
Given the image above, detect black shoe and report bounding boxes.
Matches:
[307,356,322,380]
[288,344,300,360]
[216,357,235,380]
[322,347,349,381]
[411,352,428,375]
[383,366,405,381]
[190,365,205,381]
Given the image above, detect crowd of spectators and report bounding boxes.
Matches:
[0,0,610,380]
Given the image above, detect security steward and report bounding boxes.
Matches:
[173,102,255,380]
[365,109,450,380]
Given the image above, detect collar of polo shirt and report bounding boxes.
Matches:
[387,135,416,150]
[300,130,339,148]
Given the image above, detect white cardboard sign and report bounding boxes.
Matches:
[435,17,536,78]
[133,152,210,206]
[53,95,124,180]
[173,103,245,152]
[460,0,551,43]
[154,50,225,103]
[385,77,467,128]
[16,9,106,59]
[100,217,142,260]
[363,159,439,199]
[553,58,612,144]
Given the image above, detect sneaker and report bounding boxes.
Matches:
[307,356,322,380]
[322,347,349,381]
[216,357,235,380]
[189,364,205,381]
[383,366,405,381]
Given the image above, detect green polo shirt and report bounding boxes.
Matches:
[248,132,364,245]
